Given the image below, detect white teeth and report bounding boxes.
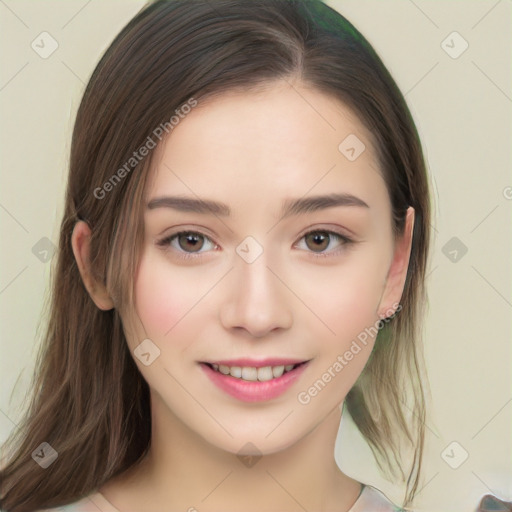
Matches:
[272,365,285,378]
[256,366,274,381]
[230,366,242,378]
[210,363,298,381]
[241,367,258,381]
[218,365,230,375]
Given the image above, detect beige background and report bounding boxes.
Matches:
[0,1,510,511]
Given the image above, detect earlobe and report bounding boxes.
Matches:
[377,207,415,318]
[71,221,115,311]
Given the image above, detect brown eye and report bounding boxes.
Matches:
[304,231,331,252]
[156,230,217,260]
[177,232,205,252]
[296,229,353,258]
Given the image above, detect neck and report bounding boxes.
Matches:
[100,390,362,512]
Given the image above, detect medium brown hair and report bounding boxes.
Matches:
[0,1,431,510]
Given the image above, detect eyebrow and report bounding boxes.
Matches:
[146,192,369,218]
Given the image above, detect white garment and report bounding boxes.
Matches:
[39,484,401,512]
[348,485,402,512]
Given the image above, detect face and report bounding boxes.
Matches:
[120,80,407,456]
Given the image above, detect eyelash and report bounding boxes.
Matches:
[156,229,354,261]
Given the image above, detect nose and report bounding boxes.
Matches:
[219,252,293,338]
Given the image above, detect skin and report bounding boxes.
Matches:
[72,79,414,512]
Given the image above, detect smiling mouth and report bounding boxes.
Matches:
[201,361,308,382]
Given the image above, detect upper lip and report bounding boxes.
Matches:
[202,358,310,368]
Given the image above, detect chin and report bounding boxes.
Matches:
[200,422,309,459]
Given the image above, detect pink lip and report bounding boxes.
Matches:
[199,361,310,403]
[204,358,307,368]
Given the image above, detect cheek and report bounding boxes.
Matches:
[301,254,387,342]
[306,265,385,395]
[133,250,198,341]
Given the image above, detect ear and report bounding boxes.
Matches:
[71,220,115,311]
[377,207,415,318]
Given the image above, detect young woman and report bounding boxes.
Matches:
[0,1,431,511]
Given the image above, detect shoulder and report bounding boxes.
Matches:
[33,491,119,512]
[349,485,405,512]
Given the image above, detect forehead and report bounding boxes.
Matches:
[145,81,384,208]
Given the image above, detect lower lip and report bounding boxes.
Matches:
[200,362,309,403]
